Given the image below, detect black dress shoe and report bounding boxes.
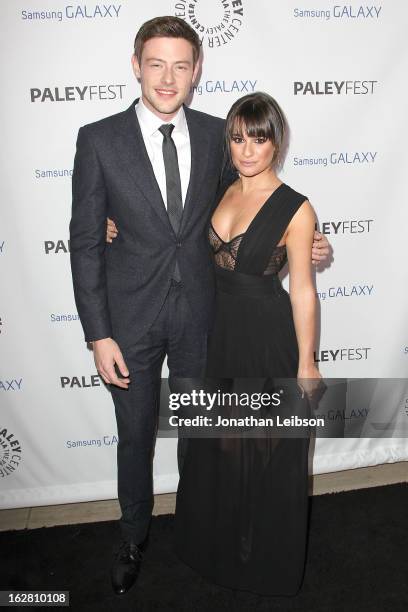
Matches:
[110,540,143,595]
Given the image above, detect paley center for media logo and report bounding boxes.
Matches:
[293,5,382,20]
[0,427,23,478]
[294,80,378,95]
[21,4,122,22]
[293,151,378,168]
[30,84,126,103]
[175,0,244,48]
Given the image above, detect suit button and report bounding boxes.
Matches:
[176,242,182,248]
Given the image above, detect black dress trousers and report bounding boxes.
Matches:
[110,281,207,544]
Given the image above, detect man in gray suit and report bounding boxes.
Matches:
[70,16,329,595]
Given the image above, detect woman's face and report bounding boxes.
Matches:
[229,123,276,177]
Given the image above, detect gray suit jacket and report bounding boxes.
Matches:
[69,100,226,348]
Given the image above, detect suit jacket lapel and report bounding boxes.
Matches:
[113,100,174,233]
[180,106,211,234]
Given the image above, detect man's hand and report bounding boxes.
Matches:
[92,338,130,389]
[312,230,330,265]
[106,217,118,243]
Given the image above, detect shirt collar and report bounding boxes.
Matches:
[136,98,188,138]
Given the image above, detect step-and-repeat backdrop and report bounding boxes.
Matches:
[1,1,407,508]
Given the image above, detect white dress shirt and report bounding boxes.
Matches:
[135,98,191,207]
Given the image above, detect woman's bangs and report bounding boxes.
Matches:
[229,104,275,141]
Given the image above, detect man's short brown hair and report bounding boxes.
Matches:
[134,16,201,65]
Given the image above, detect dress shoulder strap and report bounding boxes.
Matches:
[236,184,308,275]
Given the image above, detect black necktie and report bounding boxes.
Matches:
[159,123,183,281]
[158,123,183,236]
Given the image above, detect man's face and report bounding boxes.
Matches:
[132,37,199,121]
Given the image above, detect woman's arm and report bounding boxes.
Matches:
[286,201,321,381]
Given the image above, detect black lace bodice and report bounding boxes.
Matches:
[209,224,287,275]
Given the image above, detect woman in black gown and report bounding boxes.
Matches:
[174,92,321,596]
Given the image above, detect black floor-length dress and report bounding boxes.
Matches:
[175,183,312,596]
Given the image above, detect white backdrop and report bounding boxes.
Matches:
[1,0,408,508]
